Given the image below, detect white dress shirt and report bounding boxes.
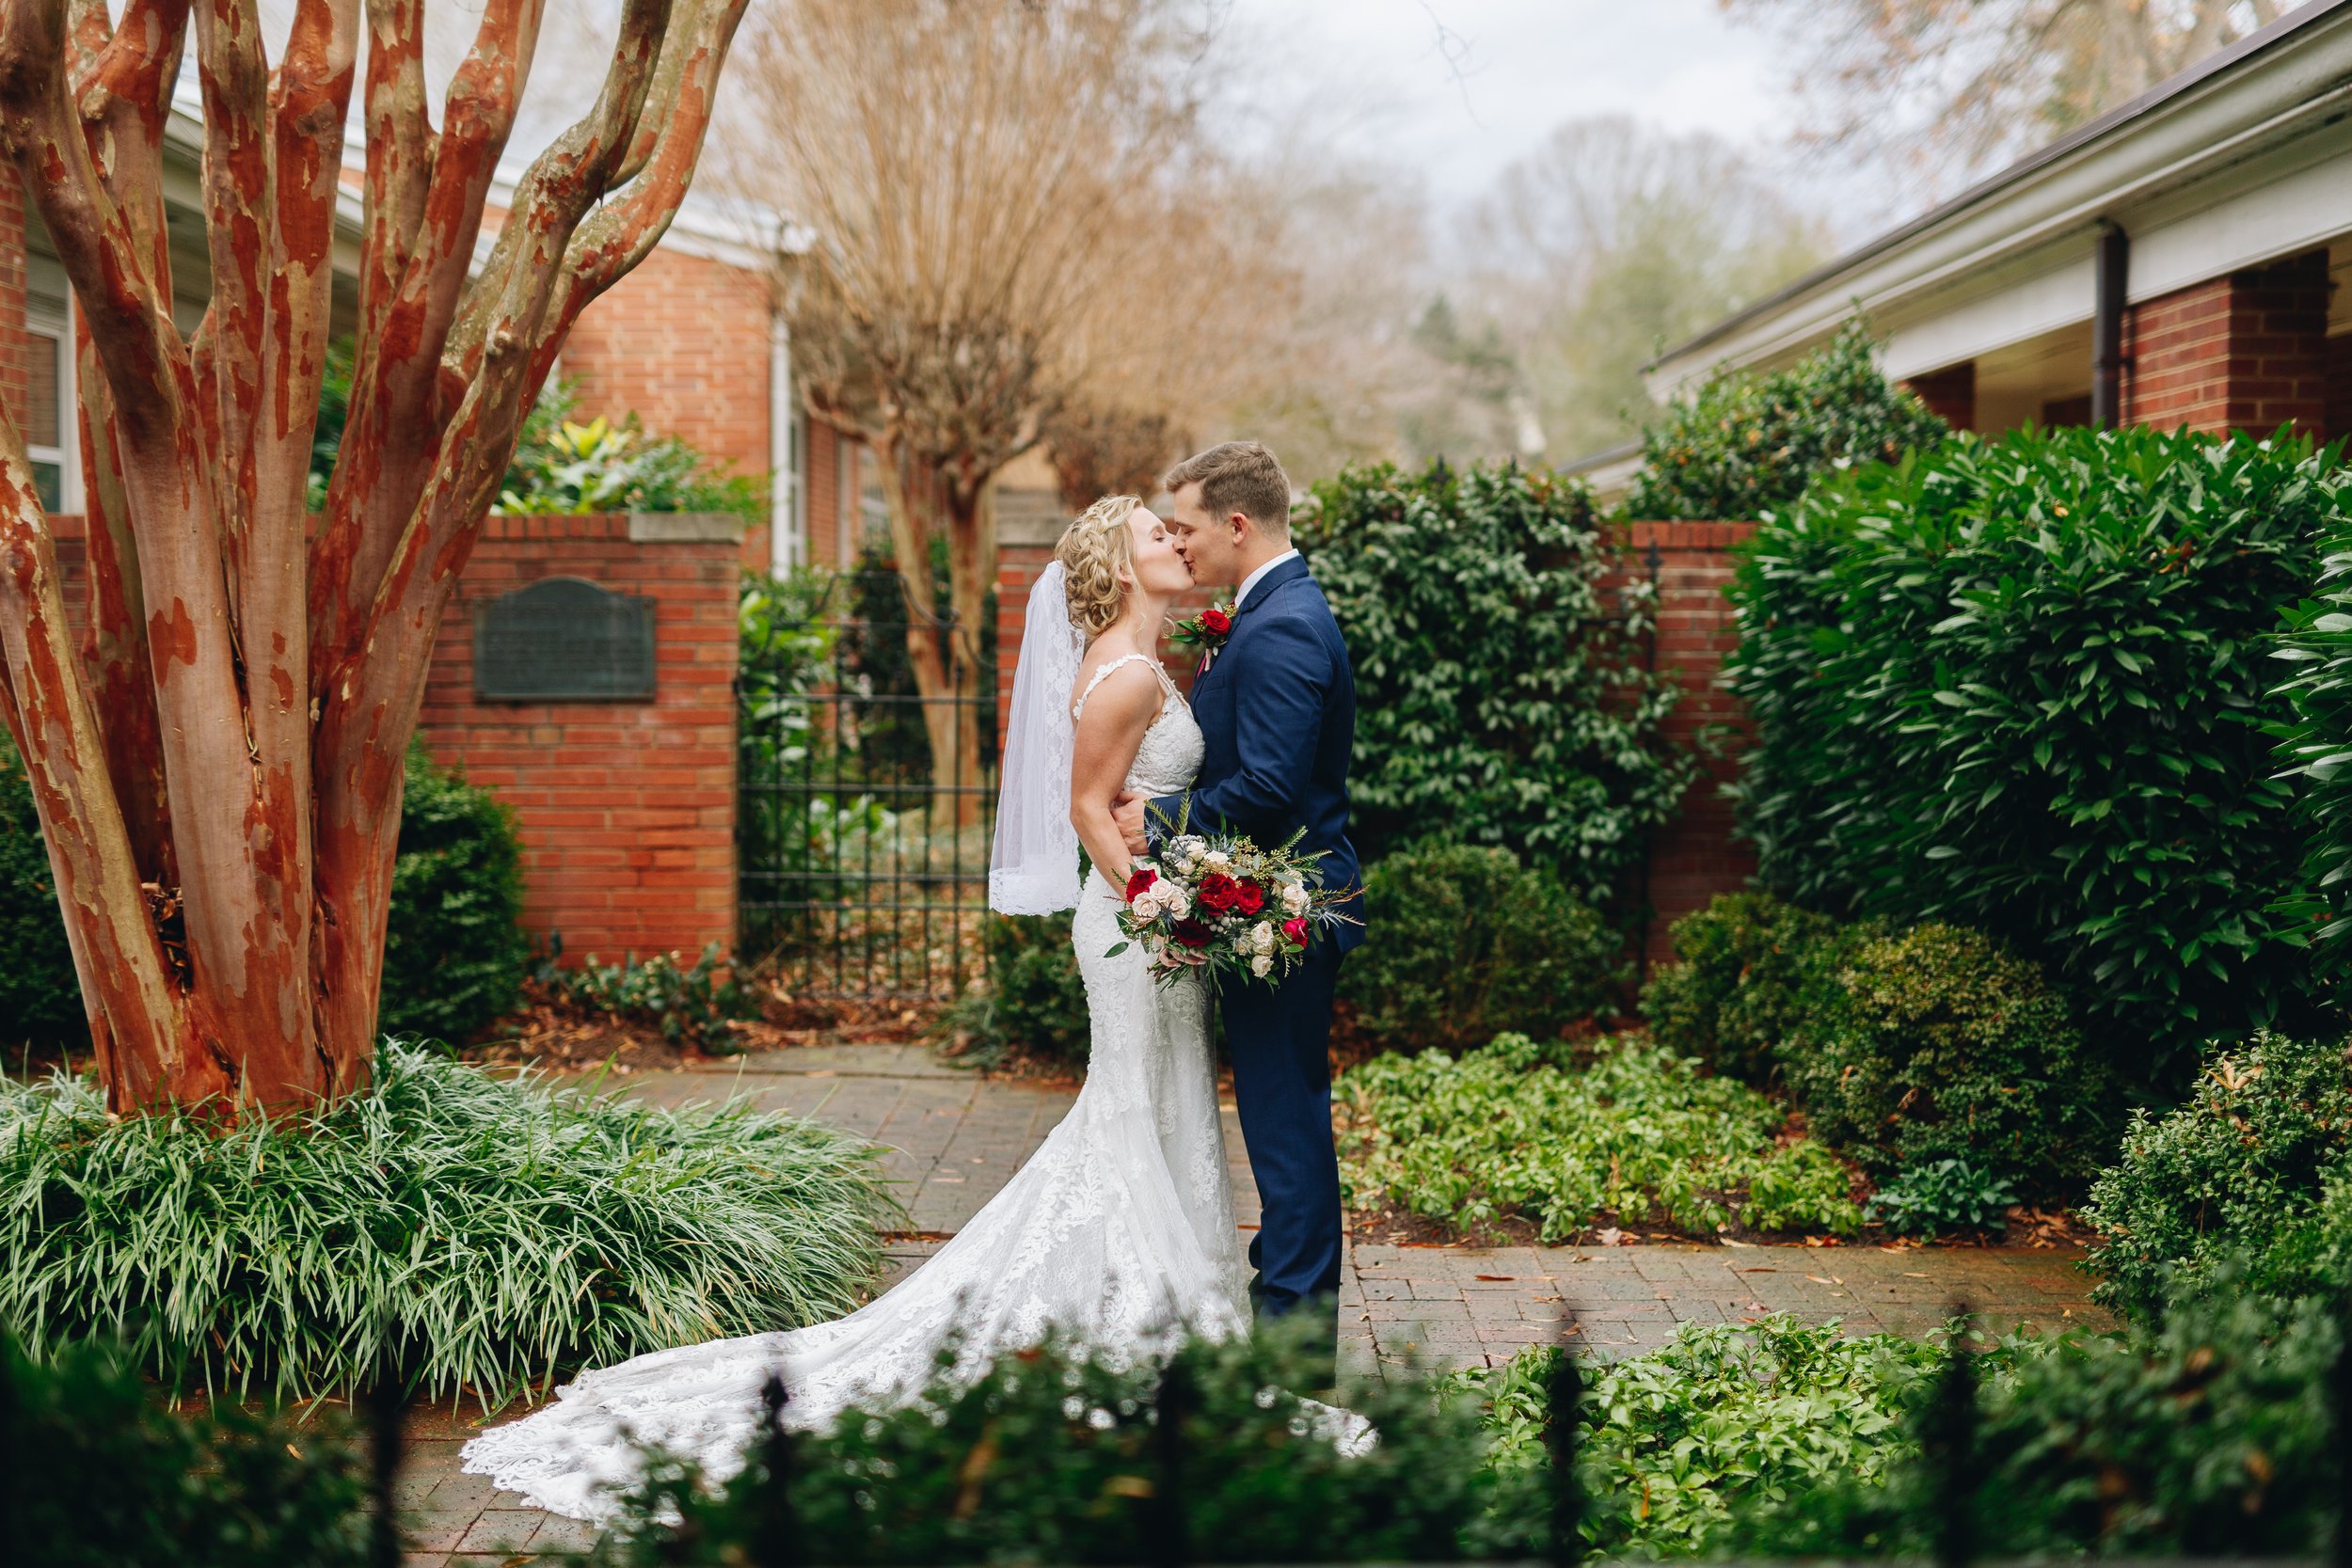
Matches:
[1232,547,1301,610]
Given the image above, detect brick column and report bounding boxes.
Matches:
[418,513,741,962]
[1901,361,1975,431]
[2125,248,2331,436]
[1612,522,1760,974]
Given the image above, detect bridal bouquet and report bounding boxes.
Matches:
[1107,804,1351,987]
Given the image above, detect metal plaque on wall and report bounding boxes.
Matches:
[472,577,657,702]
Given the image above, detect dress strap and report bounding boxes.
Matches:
[1073,652,1173,721]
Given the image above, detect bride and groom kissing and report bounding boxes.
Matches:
[466,441,1368,1519]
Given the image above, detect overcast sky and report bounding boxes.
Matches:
[1244,0,1797,199]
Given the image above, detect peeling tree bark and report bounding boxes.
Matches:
[0,0,750,1115]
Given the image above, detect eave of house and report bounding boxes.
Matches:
[1645,0,2352,399]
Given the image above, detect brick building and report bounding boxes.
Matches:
[1570,0,2352,499]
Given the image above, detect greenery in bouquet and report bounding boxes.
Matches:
[1111,806,1354,988]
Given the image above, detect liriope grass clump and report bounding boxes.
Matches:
[0,1045,899,1402]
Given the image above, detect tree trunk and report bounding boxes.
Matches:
[0,0,750,1116]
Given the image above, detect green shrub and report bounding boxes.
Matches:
[540,942,759,1052]
[942,913,1090,1067]
[1454,1315,1943,1560]
[0,1045,898,1402]
[1339,843,1625,1052]
[1638,891,1858,1082]
[1623,318,1949,523]
[2,1335,373,1566]
[496,379,768,528]
[1730,1292,2342,1560]
[1726,424,2345,1077]
[1337,1033,1861,1242]
[0,730,84,1050]
[576,1320,1489,1565]
[1865,1157,2020,1237]
[1295,461,1694,903]
[381,743,531,1045]
[2270,497,2352,965]
[2081,1030,2352,1323]
[1785,923,2117,1197]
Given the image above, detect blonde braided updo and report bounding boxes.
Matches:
[1054,494,1142,641]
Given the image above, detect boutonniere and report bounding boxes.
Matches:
[1170,601,1236,657]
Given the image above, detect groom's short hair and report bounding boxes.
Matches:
[1164,441,1292,542]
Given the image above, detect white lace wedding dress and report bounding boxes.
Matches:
[461,654,1250,1522]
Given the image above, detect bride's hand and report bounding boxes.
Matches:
[1110,791,1150,856]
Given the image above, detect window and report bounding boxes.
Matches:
[24,293,72,514]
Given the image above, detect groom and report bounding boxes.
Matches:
[1112,439,1363,1387]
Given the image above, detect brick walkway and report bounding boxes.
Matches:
[400,1043,2109,1564]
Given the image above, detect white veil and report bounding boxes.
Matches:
[988,560,1087,914]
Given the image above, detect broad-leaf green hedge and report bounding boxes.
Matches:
[1724,426,2347,1079]
[1296,460,1693,904]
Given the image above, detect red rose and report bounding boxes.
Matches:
[1196,873,1240,912]
[1173,919,1213,948]
[1124,866,1158,903]
[1281,917,1310,947]
[1233,880,1265,915]
[1200,607,1232,635]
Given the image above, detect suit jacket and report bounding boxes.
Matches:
[1154,554,1365,952]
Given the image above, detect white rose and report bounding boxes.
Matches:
[1281,882,1310,914]
[1203,849,1232,871]
[1250,953,1273,977]
[1251,922,1276,953]
[1130,889,1162,920]
[1162,888,1190,919]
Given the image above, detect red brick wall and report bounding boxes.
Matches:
[1902,362,1975,431]
[417,515,739,962]
[1613,522,1758,974]
[803,418,848,568]
[994,522,1761,974]
[2125,249,2331,436]
[556,246,775,571]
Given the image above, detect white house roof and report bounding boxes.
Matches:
[1645,0,2352,399]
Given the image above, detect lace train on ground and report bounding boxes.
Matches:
[462,693,1248,1522]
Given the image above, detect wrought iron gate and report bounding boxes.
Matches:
[737,568,997,1000]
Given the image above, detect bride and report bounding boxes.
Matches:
[461,495,1256,1521]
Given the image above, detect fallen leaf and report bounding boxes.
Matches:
[1806,1275,1835,1285]
[1902,1272,1931,1279]
[1596,1227,1625,1246]
[1473,1275,1515,1281]
[1739,1267,1778,1274]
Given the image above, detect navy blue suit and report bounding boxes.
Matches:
[1152,553,1361,1378]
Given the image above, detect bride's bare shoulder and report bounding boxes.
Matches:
[1070,645,1167,726]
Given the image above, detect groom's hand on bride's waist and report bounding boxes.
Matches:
[1110,791,1151,856]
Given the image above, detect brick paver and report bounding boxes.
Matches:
[402,1042,2109,1564]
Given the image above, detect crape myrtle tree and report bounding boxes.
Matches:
[0,0,747,1114]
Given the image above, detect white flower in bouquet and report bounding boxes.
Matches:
[1131,887,1163,920]
[1202,849,1232,871]
[1250,921,1276,954]
[1249,953,1273,977]
[1162,888,1191,919]
[1280,880,1309,915]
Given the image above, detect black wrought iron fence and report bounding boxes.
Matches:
[738,568,997,1000]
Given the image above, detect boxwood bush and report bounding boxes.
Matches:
[381,743,532,1045]
[1725,425,2347,1080]
[1623,318,1949,523]
[0,730,84,1050]
[1338,843,1624,1052]
[1789,922,2120,1199]
[1638,890,1862,1083]
[2081,1029,2352,1323]
[1295,460,1693,904]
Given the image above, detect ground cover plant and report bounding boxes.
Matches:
[2080,1029,2352,1323]
[537,942,762,1053]
[1,1335,373,1567]
[1339,843,1625,1053]
[1296,460,1693,904]
[1725,425,2349,1078]
[1623,318,1949,523]
[0,1046,897,1402]
[1335,1032,1861,1242]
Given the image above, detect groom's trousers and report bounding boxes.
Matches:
[1221,939,1345,1384]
